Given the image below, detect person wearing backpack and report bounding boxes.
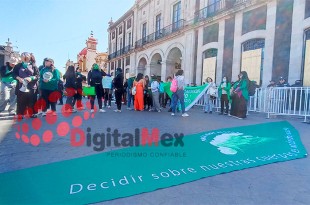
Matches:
[171,70,189,117]
[230,71,249,119]
[218,76,231,115]
[88,63,106,113]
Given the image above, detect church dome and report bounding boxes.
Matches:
[79,47,87,56]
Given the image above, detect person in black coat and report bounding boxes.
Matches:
[88,64,106,113]
[63,66,77,112]
[113,68,124,112]
[73,67,86,109]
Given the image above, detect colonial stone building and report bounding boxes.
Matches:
[108,0,310,86]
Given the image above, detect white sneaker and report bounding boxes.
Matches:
[99,109,106,113]
[42,112,46,117]
[171,113,175,116]
[114,109,121,113]
[108,106,111,108]
[9,110,16,116]
[126,107,131,110]
[71,109,77,113]
[182,113,189,117]
[91,109,94,113]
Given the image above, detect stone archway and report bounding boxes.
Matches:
[166,47,182,78]
[150,53,163,78]
[137,57,147,75]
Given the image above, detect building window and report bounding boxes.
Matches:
[142,23,147,43]
[128,32,132,46]
[156,14,161,38]
[241,39,265,86]
[173,2,181,29]
[112,31,115,39]
[127,19,131,29]
[119,38,123,50]
[302,29,310,86]
[202,48,218,83]
[119,26,123,35]
[126,57,130,66]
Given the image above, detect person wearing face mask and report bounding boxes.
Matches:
[218,76,231,115]
[230,71,249,119]
[13,52,39,119]
[204,77,217,114]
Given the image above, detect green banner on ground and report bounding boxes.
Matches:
[0,122,307,204]
[163,83,209,111]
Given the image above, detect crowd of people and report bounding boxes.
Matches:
[0,53,304,121]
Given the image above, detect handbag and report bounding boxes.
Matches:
[131,86,137,95]
[82,86,96,96]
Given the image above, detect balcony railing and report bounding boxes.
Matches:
[108,45,133,60]
[135,19,185,49]
[109,0,252,60]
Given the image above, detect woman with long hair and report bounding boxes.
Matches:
[204,77,216,114]
[230,71,249,119]
[134,73,145,111]
[171,70,189,117]
[13,52,39,119]
[63,65,77,112]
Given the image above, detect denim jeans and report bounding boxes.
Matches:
[127,88,134,108]
[204,94,214,112]
[0,82,16,112]
[172,89,185,114]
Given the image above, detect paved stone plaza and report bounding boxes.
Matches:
[0,102,309,205]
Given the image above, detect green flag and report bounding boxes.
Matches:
[163,83,209,111]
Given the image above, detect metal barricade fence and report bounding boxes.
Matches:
[195,87,310,122]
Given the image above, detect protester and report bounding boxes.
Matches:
[88,63,105,113]
[63,66,77,113]
[165,76,173,110]
[171,70,189,117]
[204,77,217,114]
[13,52,39,119]
[291,80,302,87]
[39,58,60,116]
[230,71,249,119]
[151,75,161,112]
[267,79,276,88]
[218,76,231,115]
[144,75,152,111]
[74,67,86,109]
[57,79,64,105]
[0,57,19,115]
[123,79,128,105]
[113,68,124,112]
[159,79,165,108]
[276,77,290,87]
[126,73,135,110]
[103,74,113,108]
[133,73,145,111]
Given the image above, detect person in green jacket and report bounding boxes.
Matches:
[230,71,249,119]
[39,58,60,116]
[218,76,231,115]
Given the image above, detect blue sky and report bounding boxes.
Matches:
[1,0,135,73]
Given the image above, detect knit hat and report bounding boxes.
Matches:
[93,64,99,70]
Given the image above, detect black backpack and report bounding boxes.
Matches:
[248,80,258,96]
